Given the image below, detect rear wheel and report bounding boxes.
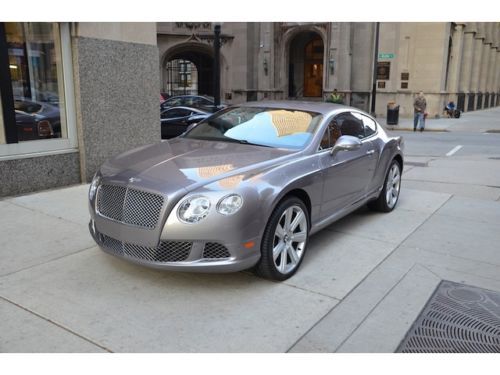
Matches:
[368,159,401,212]
[255,197,309,281]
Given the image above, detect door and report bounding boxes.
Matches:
[303,37,323,97]
[161,108,192,138]
[319,112,377,218]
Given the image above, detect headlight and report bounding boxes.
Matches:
[217,194,243,215]
[89,173,101,200]
[178,196,211,223]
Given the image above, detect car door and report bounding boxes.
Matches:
[160,108,192,138]
[318,111,377,218]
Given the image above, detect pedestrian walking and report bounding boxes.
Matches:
[413,91,427,132]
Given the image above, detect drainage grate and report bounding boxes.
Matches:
[397,280,500,353]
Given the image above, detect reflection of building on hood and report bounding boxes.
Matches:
[269,110,312,137]
[198,164,234,179]
[197,165,244,188]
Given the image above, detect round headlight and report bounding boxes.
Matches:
[217,194,243,216]
[178,196,211,223]
[89,173,101,200]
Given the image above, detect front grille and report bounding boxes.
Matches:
[96,184,164,229]
[98,233,192,262]
[202,242,231,259]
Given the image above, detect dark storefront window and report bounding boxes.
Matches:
[0,22,67,143]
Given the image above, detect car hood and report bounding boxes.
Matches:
[100,138,298,195]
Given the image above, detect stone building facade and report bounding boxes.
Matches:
[158,22,500,118]
[0,22,159,197]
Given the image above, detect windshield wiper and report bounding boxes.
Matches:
[233,139,272,148]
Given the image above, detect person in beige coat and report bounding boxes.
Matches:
[413,91,427,132]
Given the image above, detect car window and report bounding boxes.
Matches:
[360,114,377,137]
[14,100,42,114]
[318,120,342,151]
[185,106,323,149]
[163,108,189,118]
[336,112,365,139]
[196,97,212,105]
[165,97,182,106]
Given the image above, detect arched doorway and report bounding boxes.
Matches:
[162,46,213,97]
[288,32,324,98]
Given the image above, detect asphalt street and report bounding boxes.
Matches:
[1,106,500,352]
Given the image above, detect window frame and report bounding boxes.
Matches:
[0,23,78,161]
[316,110,379,153]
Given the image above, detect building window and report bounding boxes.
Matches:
[0,22,76,159]
[165,59,198,96]
[1,22,66,142]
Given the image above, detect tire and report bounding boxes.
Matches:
[255,196,310,281]
[368,159,402,212]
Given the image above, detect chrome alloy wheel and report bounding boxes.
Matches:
[272,205,308,274]
[385,163,401,209]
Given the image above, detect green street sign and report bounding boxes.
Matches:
[378,53,395,59]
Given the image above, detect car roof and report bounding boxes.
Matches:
[238,100,360,116]
[167,95,213,100]
[162,106,209,114]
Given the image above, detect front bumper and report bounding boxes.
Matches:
[89,220,261,273]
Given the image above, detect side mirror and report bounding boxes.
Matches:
[330,135,362,156]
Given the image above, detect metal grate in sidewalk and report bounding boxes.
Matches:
[397,280,500,353]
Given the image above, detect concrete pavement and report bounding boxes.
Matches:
[382,106,500,133]
[1,107,500,352]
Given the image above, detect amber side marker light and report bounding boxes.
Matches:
[243,241,255,249]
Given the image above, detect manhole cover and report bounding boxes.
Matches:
[397,280,500,353]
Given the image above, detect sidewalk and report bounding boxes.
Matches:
[1,173,500,352]
[382,106,500,133]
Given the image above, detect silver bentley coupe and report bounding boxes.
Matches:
[88,101,404,280]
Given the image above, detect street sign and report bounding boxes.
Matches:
[378,53,395,59]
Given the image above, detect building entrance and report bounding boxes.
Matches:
[288,32,324,98]
[163,49,213,97]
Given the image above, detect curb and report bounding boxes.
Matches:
[384,127,450,132]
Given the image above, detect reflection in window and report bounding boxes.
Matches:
[4,22,66,142]
[186,107,323,149]
[0,92,5,144]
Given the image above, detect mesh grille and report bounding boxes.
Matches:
[202,242,231,259]
[98,233,191,262]
[97,185,126,222]
[397,281,500,353]
[97,184,164,229]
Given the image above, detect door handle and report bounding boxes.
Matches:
[366,150,375,155]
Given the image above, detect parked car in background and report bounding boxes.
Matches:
[160,95,225,112]
[89,101,404,281]
[160,106,210,139]
[14,98,61,140]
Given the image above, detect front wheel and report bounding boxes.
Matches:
[368,160,401,212]
[255,197,309,281]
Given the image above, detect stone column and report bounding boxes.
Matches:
[470,31,484,110]
[459,26,475,93]
[479,40,491,95]
[447,23,465,95]
[487,45,497,94]
[72,23,160,181]
[336,22,352,96]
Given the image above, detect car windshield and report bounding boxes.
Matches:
[14,100,42,114]
[184,106,323,149]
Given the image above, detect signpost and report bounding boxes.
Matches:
[378,53,395,59]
